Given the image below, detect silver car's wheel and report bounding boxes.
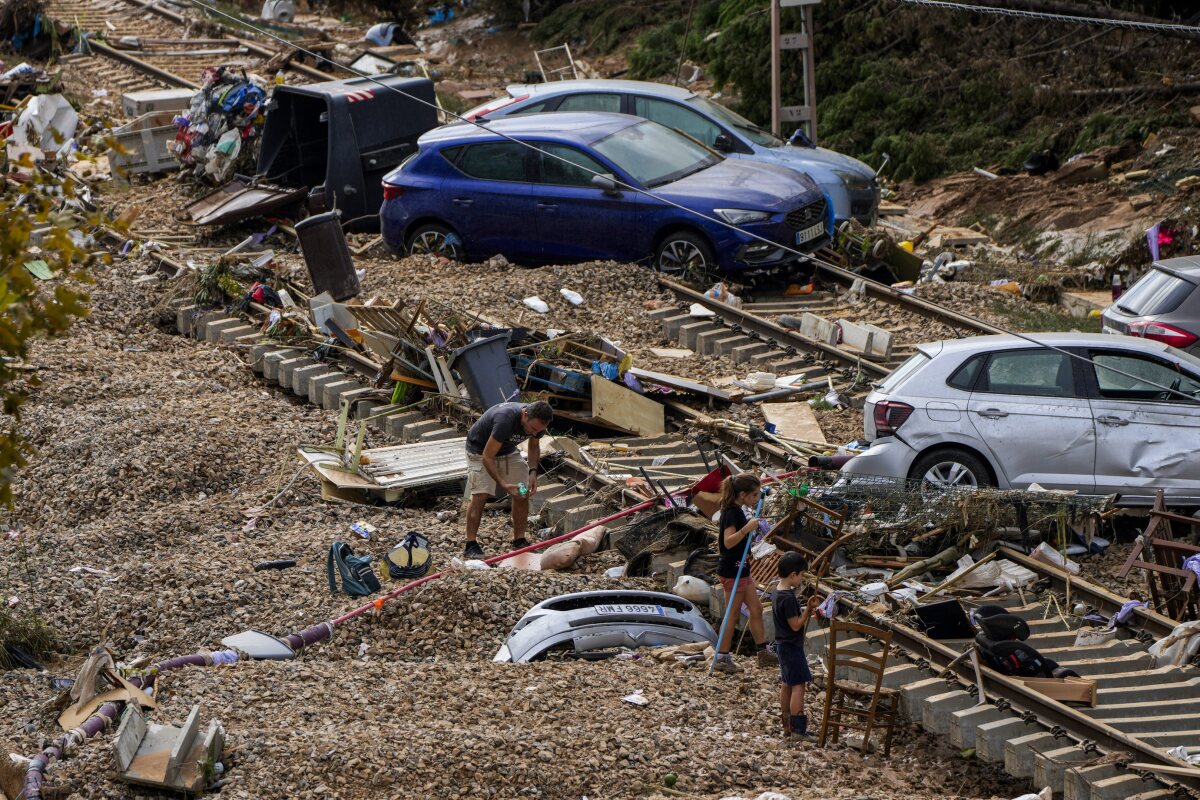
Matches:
[407,224,464,260]
[654,232,715,283]
[922,460,978,489]
[909,448,992,492]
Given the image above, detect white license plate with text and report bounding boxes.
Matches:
[795,223,824,244]
[594,604,665,615]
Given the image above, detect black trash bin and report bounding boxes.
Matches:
[450,332,518,409]
[295,211,359,301]
[256,75,438,228]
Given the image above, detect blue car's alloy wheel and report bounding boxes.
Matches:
[407,224,464,261]
[654,232,714,283]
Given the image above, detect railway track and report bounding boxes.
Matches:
[47,0,335,90]
[172,299,1199,798]
[815,549,1198,798]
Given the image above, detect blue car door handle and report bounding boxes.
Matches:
[452,197,473,207]
[976,408,1008,419]
[537,201,558,211]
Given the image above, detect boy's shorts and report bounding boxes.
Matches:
[777,640,813,686]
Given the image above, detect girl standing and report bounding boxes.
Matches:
[714,473,777,674]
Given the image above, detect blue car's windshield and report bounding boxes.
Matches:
[593,121,720,188]
[686,95,784,149]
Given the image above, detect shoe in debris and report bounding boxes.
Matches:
[463,541,485,559]
[714,654,740,675]
[510,537,531,550]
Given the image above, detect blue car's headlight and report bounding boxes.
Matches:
[714,208,770,225]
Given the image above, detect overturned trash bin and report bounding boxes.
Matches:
[256,75,438,227]
[295,210,360,300]
[450,332,517,409]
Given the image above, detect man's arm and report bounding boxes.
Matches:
[526,436,540,495]
[482,436,519,497]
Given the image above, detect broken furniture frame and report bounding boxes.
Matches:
[533,43,579,82]
[765,491,846,576]
[1117,490,1200,621]
[114,704,224,793]
[817,618,899,756]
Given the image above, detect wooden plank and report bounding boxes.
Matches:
[1127,763,1200,779]
[113,704,146,772]
[931,226,990,247]
[877,201,908,216]
[1015,676,1097,706]
[590,375,665,436]
[761,401,827,444]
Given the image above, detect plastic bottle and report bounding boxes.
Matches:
[518,483,529,497]
[1111,272,1123,301]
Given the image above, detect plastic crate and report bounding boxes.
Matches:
[111,111,178,176]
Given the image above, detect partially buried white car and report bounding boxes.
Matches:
[839,333,1200,506]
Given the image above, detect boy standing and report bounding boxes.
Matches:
[773,551,820,738]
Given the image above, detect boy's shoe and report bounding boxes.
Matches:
[463,541,485,559]
[757,647,779,668]
[714,654,740,675]
[510,537,531,550]
[789,715,811,740]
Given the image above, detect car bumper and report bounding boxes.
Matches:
[838,437,915,483]
[379,198,411,253]
[848,185,880,225]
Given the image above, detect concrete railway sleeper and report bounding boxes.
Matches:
[810,562,1200,798]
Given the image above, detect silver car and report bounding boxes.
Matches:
[1101,256,1200,357]
[494,590,716,663]
[839,333,1200,506]
[461,79,880,225]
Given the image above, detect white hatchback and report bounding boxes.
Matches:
[839,333,1200,506]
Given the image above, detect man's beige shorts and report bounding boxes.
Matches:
[466,452,528,497]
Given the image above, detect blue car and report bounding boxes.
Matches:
[380,112,831,277]
[461,79,880,225]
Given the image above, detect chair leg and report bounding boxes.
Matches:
[882,701,897,757]
[861,696,878,754]
[818,686,835,747]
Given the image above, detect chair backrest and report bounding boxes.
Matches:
[826,619,893,686]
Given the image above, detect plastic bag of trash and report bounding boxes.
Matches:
[1149,620,1200,667]
[12,94,78,151]
[706,282,742,308]
[672,575,710,603]
[522,296,550,313]
[448,557,491,573]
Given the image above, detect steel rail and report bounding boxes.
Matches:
[89,39,200,88]
[659,276,892,378]
[999,546,1180,640]
[812,245,1006,336]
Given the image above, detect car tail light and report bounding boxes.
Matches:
[1127,321,1199,349]
[464,94,529,121]
[382,183,405,201]
[873,400,914,436]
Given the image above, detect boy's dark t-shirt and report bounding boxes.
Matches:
[772,588,806,645]
[717,506,749,579]
[466,402,543,456]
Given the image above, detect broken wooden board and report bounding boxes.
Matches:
[930,226,991,247]
[877,201,908,216]
[762,402,827,444]
[590,375,665,436]
[649,347,694,359]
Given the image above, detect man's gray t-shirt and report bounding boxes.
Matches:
[466,402,542,456]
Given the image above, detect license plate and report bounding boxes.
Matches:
[795,222,824,244]
[594,604,665,616]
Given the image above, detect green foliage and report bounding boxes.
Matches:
[535,0,690,54]
[0,608,58,668]
[0,157,93,507]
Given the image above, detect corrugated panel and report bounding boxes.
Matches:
[358,438,468,488]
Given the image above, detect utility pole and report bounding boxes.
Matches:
[770,0,819,143]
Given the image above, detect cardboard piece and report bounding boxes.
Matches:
[761,402,827,444]
[590,375,665,436]
[649,348,694,359]
[59,679,157,730]
[1016,675,1097,706]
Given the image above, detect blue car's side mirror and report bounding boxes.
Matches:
[591,174,620,195]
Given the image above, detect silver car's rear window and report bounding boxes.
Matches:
[877,352,929,393]
[1115,268,1195,316]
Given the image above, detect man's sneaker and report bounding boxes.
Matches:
[757,647,779,668]
[463,541,485,559]
[510,537,531,550]
[714,654,740,675]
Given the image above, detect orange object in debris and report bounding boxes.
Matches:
[990,280,1022,296]
[785,282,814,296]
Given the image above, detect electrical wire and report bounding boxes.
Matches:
[182,0,1200,405]
[884,0,1200,35]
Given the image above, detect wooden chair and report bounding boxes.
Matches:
[818,619,899,756]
